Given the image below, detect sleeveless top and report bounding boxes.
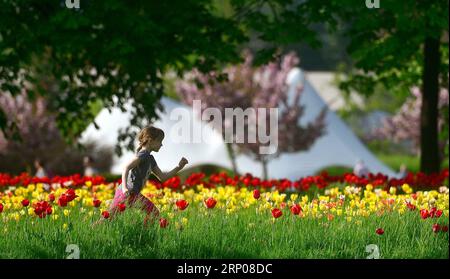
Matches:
[125,149,157,194]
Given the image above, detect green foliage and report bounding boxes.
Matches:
[1,0,448,164]
[335,63,408,116]
[162,72,181,102]
[317,1,449,173]
[0,0,248,154]
[295,0,449,97]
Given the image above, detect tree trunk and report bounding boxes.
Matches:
[225,142,238,175]
[261,158,268,180]
[420,36,441,174]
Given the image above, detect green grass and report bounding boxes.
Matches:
[377,153,448,174]
[315,166,353,176]
[376,153,421,173]
[0,205,447,259]
[316,153,448,176]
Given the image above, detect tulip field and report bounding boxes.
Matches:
[0,171,448,259]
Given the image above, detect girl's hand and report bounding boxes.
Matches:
[178,157,188,169]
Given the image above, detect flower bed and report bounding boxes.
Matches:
[1,169,448,192]
[0,178,448,259]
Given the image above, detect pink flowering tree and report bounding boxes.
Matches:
[0,91,113,175]
[176,51,326,179]
[373,86,449,164]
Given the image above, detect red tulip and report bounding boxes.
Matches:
[435,210,443,218]
[34,206,44,216]
[21,199,30,207]
[204,197,217,209]
[251,178,260,187]
[93,199,102,208]
[432,224,441,233]
[58,194,68,207]
[290,204,302,215]
[46,207,53,215]
[65,189,78,202]
[430,207,437,217]
[253,189,260,200]
[0,203,3,213]
[420,209,430,219]
[176,199,189,211]
[33,201,50,217]
[101,210,110,219]
[271,208,283,218]
[159,218,169,228]
[405,202,416,211]
[376,228,384,235]
[48,193,55,202]
[442,226,449,233]
[118,203,126,212]
[32,201,50,218]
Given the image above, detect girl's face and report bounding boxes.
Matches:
[146,137,163,152]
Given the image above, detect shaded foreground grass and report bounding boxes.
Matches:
[0,206,447,259]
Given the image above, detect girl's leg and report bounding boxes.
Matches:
[92,185,127,227]
[108,185,127,218]
[129,193,160,226]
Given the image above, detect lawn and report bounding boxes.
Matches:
[1,208,447,259]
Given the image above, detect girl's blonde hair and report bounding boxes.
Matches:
[136,126,165,153]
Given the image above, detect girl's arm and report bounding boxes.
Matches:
[121,156,141,194]
[152,157,188,182]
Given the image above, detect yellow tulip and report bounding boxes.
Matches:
[389,187,397,195]
[13,213,20,221]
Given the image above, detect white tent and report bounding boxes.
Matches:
[81,69,397,179]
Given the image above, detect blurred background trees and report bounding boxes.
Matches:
[0,0,248,155]
[0,91,113,175]
[176,51,326,179]
[1,0,448,175]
